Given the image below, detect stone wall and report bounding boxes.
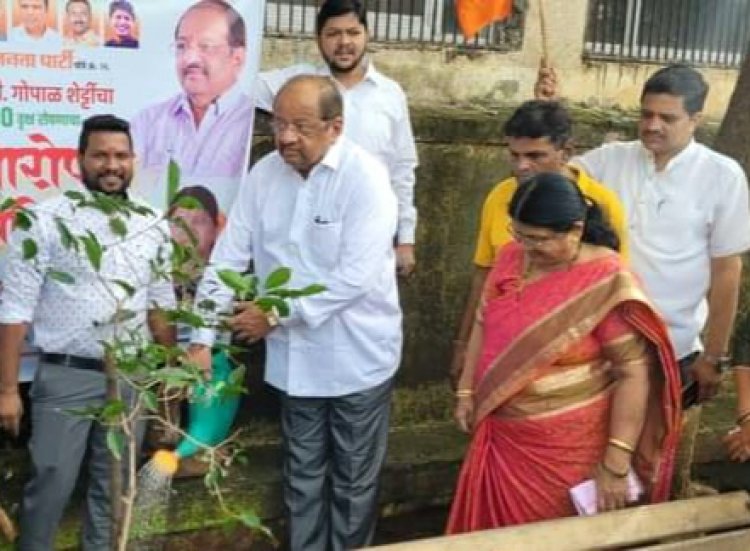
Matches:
[261,0,739,120]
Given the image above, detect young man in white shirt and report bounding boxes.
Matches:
[0,115,176,550]
[572,66,750,403]
[255,0,418,277]
[189,75,401,551]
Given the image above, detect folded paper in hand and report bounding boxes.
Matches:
[569,471,644,516]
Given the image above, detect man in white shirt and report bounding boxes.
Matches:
[0,115,176,550]
[255,0,419,277]
[9,0,62,46]
[572,65,750,403]
[189,75,401,550]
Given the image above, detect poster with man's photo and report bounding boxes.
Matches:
[0,0,266,379]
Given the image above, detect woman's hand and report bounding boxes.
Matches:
[594,462,630,512]
[724,424,750,462]
[454,396,474,433]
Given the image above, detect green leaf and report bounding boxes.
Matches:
[196,299,217,312]
[299,284,327,296]
[170,195,202,211]
[111,279,136,297]
[106,428,124,460]
[109,309,137,324]
[167,159,181,204]
[81,232,103,271]
[47,269,75,284]
[166,309,206,328]
[14,210,32,231]
[217,270,257,300]
[109,217,127,237]
[54,217,77,252]
[141,390,158,413]
[0,197,17,211]
[254,296,289,317]
[235,510,274,540]
[64,190,86,203]
[21,238,37,260]
[228,365,246,387]
[101,399,126,421]
[67,404,104,420]
[264,267,291,290]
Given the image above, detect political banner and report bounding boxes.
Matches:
[0,0,265,380]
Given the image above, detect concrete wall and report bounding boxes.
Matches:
[260,0,739,120]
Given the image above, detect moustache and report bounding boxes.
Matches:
[182,63,207,76]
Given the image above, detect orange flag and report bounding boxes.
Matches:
[456,0,513,40]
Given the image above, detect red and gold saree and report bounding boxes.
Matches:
[447,243,681,533]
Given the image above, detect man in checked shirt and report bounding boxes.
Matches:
[0,115,176,551]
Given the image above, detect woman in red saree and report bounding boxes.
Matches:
[447,173,681,533]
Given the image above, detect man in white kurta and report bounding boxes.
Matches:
[254,0,418,276]
[573,66,750,403]
[190,75,401,551]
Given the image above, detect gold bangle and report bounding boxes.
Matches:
[455,389,473,398]
[608,437,635,454]
[599,461,629,479]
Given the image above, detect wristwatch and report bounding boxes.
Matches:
[703,353,732,373]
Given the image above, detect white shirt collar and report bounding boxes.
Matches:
[320,59,383,88]
[640,138,698,172]
[173,80,246,118]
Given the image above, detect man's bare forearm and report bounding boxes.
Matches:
[0,324,28,393]
[705,255,742,356]
[455,267,490,344]
[147,309,177,348]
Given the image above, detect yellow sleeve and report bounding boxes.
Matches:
[473,188,498,268]
[472,180,516,268]
[594,189,629,261]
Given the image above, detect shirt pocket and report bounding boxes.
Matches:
[645,202,708,256]
[308,221,342,270]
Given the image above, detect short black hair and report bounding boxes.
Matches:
[641,64,708,115]
[109,0,135,19]
[316,0,367,34]
[503,100,572,149]
[509,172,620,252]
[176,0,246,49]
[78,115,132,155]
[66,0,91,12]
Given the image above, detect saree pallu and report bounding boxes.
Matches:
[447,244,681,534]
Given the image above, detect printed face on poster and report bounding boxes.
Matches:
[0,0,266,380]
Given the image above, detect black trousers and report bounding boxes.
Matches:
[280,377,393,551]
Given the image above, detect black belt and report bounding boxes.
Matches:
[41,353,104,371]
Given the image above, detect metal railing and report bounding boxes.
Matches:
[264,0,524,51]
[584,0,750,68]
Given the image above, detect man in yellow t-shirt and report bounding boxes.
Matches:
[450,100,628,384]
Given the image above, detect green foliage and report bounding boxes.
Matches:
[21,238,37,260]
[167,159,181,205]
[216,266,326,316]
[80,231,103,271]
[264,267,291,289]
[47,270,75,284]
[106,428,125,460]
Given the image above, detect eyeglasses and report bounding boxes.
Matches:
[507,224,565,247]
[171,40,230,57]
[269,119,331,138]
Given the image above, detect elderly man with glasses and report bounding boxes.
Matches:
[129,0,252,180]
